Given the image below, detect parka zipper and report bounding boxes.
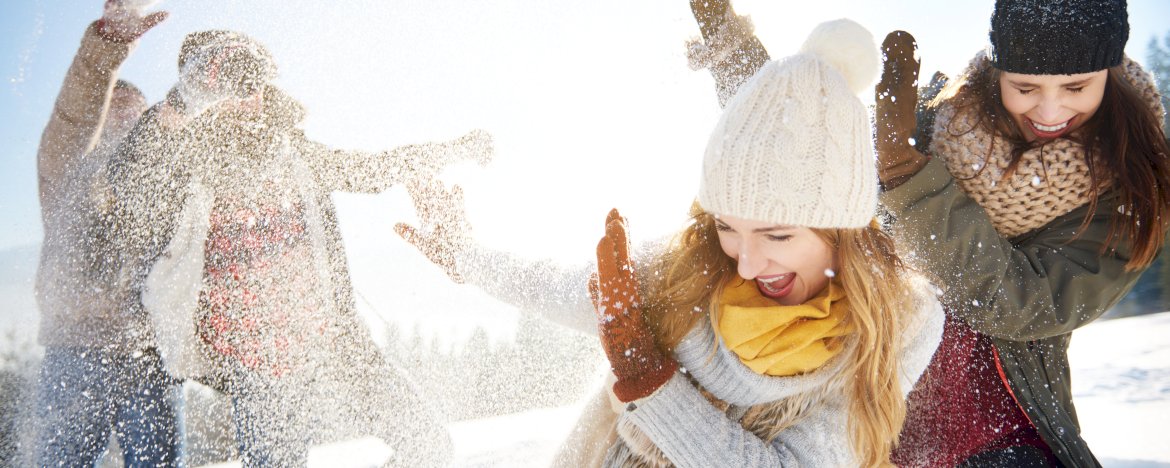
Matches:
[991,344,1036,429]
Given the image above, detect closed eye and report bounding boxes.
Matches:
[766,234,793,242]
[1015,87,1035,96]
[1066,86,1085,93]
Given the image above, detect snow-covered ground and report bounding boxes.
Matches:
[1069,312,1170,467]
[443,312,1170,468]
[16,309,1170,467]
[5,236,1168,467]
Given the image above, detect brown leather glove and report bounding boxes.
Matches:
[589,209,678,403]
[689,0,732,40]
[687,0,769,107]
[874,31,930,190]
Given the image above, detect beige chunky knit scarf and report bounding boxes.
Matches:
[930,54,1162,238]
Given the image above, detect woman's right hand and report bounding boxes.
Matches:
[395,180,471,283]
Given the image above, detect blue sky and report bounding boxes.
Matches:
[2,0,1168,255]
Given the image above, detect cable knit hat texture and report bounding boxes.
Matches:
[989,0,1129,75]
[699,19,879,229]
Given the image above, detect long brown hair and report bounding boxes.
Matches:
[932,62,1170,270]
[637,203,912,466]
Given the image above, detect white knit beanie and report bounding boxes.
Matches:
[698,18,880,229]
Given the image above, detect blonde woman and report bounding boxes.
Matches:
[399,19,943,467]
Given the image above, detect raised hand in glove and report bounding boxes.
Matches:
[395,180,472,283]
[687,0,769,107]
[590,209,678,403]
[874,30,930,190]
[98,0,168,43]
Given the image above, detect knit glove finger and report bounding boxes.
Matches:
[594,209,678,403]
[395,180,471,283]
[99,0,168,43]
[874,30,929,190]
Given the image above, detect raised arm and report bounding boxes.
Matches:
[686,0,770,107]
[37,6,167,206]
[299,129,493,194]
[874,32,1143,341]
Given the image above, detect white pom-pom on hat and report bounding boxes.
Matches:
[798,18,879,95]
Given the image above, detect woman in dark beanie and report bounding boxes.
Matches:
[686,0,1170,466]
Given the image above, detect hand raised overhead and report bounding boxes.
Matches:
[874,30,930,190]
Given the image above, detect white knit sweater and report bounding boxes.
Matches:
[457,242,944,467]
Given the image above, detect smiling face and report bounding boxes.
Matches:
[998,69,1107,141]
[714,214,836,306]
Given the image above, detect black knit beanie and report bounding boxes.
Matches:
[989,0,1129,75]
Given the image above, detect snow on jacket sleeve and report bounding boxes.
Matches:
[623,372,852,467]
[106,105,191,287]
[298,137,409,194]
[38,21,132,209]
[880,157,1147,342]
[300,133,481,194]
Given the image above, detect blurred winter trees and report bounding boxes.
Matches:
[1110,28,1170,318]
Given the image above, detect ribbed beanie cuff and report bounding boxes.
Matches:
[989,0,1128,74]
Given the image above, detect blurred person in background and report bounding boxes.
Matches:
[106,28,492,467]
[31,0,177,466]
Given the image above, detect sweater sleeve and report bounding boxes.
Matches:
[298,137,408,194]
[38,21,133,208]
[455,243,599,335]
[623,373,852,467]
[880,157,1148,342]
[454,239,666,336]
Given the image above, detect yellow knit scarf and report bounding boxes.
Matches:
[716,278,852,377]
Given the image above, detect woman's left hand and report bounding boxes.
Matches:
[590,209,678,403]
[395,180,471,283]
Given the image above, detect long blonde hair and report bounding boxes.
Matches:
[638,203,911,467]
